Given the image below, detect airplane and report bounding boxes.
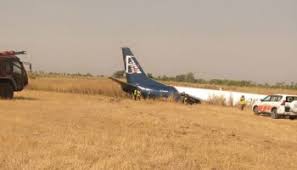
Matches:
[110,47,201,104]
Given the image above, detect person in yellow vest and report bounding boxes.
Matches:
[182,93,188,104]
[132,89,137,100]
[239,95,246,110]
[136,90,142,100]
[132,89,141,100]
[183,96,188,104]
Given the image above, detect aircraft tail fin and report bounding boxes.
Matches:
[122,47,148,84]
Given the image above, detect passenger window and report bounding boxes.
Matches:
[271,96,282,102]
[286,96,297,102]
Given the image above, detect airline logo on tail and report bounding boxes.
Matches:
[125,55,142,74]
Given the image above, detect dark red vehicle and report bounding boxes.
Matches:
[0,51,28,99]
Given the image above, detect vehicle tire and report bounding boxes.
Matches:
[289,116,295,120]
[0,82,14,99]
[271,108,279,119]
[253,106,260,115]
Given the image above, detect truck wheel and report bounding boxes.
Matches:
[253,106,260,115]
[289,116,295,120]
[271,108,279,119]
[0,82,14,99]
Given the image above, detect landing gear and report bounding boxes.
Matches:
[181,93,200,105]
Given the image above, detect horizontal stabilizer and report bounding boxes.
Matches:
[109,77,138,93]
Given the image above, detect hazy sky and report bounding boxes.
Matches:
[1,0,296,83]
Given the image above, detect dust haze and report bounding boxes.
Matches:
[1,0,296,83]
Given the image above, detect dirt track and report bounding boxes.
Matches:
[0,90,297,169]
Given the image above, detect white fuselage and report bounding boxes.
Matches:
[174,86,266,106]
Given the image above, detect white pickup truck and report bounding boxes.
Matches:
[252,94,297,119]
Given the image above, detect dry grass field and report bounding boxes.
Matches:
[27,76,125,97]
[1,76,297,169]
[28,76,297,96]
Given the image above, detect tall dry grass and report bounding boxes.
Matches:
[206,95,227,106]
[28,76,126,97]
[27,73,297,96]
[26,76,297,107]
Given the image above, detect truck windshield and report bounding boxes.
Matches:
[262,96,271,102]
[12,61,22,74]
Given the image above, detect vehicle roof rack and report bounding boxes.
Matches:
[0,50,26,57]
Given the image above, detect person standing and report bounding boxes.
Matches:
[239,95,246,110]
[136,90,142,100]
[132,89,137,100]
[132,89,141,100]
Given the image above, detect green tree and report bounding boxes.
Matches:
[185,72,195,82]
[147,73,153,79]
[112,70,125,78]
[175,74,186,82]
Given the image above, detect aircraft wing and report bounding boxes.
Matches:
[109,77,138,93]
